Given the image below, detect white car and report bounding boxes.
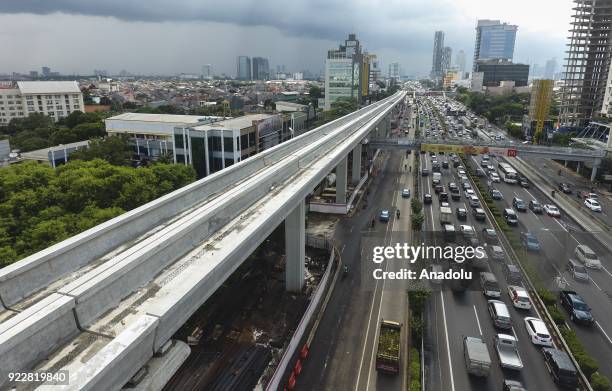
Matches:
[575,245,602,269]
[543,204,561,217]
[584,198,602,212]
[508,286,531,310]
[490,173,501,183]
[465,188,475,197]
[524,317,553,347]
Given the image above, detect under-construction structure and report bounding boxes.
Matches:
[528,79,554,142]
[559,0,612,127]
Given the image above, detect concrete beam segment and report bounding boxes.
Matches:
[39,315,158,391]
[352,143,362,184]
[285,200,306,292]
[0,94,398,309]
[0,294,78,388]
[129,340,191,391]
[145,93,405,352]
[336,157,348,204]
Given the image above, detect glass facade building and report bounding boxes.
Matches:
[473,20,517,71]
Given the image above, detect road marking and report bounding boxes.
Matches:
[524,188,537,200]
[341,244,346,254]
[601,265,612,279]
[473,305,483,336]
[350,225,354,233]
[595,321,612,345]
[591,277,602,291]
[440,291,456,391]
[511,326,518,340]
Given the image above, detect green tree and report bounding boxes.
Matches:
[71,135,133,165]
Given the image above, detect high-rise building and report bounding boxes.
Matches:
[527,79,554,140]
[601,62,612,118]
[41,67,51,77]
[388,62,400,80]
[236,56,251,80]
[324,33,371,110]
[0,81,84,124]
[202,64,213,79]
[442,47,452,73]
[431,31,445,79]
[456,50,466,79]
[560,0,612,126]
[252,57,270,80]
[474,59,529,87]
[543,58,557,80]
[472,20,518,71]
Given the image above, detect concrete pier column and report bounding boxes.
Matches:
[591,164,599,183]
[576,162,581,174]
[336,156,348,203]
[564,160,568,167]
[285,200,305,292]
[352,143,362,184]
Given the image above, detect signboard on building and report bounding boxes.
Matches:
[421,143,518,157]
[255,114,283,151]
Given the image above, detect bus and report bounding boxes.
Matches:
[498,162,518,184]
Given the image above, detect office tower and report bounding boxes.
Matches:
[474,59,529,87]
[560,0,612,126]
[236,56,251,80]
[543,58,556,80]
[202,64,213,79]
[472,20,518,71]
[324,33,370,110]
[431,31,445,79]
[388,62,400,80]
[456,50,466,79]
[252,57,270,80]
[41,67,51,77]
[442,47,452,72]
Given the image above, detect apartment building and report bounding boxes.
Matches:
[0,81,84,124]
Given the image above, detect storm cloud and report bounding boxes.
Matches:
[0,0,572,76]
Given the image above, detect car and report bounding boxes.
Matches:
[450,190,461,201]
[558,182,572,194]
[430,152,437,159]
[400,188,411,198]
[424,193,432,204]
[439,192,449,202]
[434,184,444,193]
[490,188,503,200]
[460,224,476,239]
[486,164,495,172]
[490,172,501,183]
[542,348,579,388]
[528,199,543,214]
[476,167,485,176]
[488,300,512,329]
[448,182,458,192]
[421,168,430,176]
[457,169,466,176]
[468,195,480,208]
[519,177,529,188]
[574,244,601,269]
[440,201,450,208]
[472,208,486,221]
[512,197,527,212]
[543,204,561,217]
[567,259,589,281]
[482,228,498,242]
[456,207,467,220]
[379,210,390,222]
[520,232,541,251]
[502,379,528,391]
[489,245,505,260]
[503,208,518,225]
[480,159,489,167]
[584,198,602,212]
[507,286,531,310]
[560,290,594,324]
[464,188,475,197]
[577,191,598,200]
[524,317,553,347]
[462,181,472,190]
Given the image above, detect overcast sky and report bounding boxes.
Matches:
[0,0,573,77]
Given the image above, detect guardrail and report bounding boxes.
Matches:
[462,155,593,391]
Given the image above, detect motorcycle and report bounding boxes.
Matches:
[396,210,401,219]
[342,265,349,279]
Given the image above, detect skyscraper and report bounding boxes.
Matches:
[431,31,445,79]
[543,58,557,80]
[202,64,213,79]
[560,0,612,126]
[252,57,270,80]
[236,56,251,80]
[472,20,518,71]
[442,47,452,73]
[456,50,466,78]
[388,62,400,80]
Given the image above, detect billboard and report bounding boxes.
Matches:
[421,143,517,157]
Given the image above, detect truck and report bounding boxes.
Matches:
[440,206,452,225]
[463,336,492,377]
[375,320,402,374]
[494,334,523,370]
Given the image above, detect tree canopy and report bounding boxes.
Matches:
[0,160,196,266]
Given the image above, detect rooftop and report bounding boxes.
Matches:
[193,114,274,131]
[106,113,229,124]
[16,81,81,94]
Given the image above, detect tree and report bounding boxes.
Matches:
[71,135,133,165]
[309,85,322,99]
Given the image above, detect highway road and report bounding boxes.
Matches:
[300,100,416,391]
[465,153,612,382]
[418,150,562,391]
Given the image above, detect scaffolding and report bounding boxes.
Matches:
[559,0,612,127]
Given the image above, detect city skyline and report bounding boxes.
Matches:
[0,0,572,77]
